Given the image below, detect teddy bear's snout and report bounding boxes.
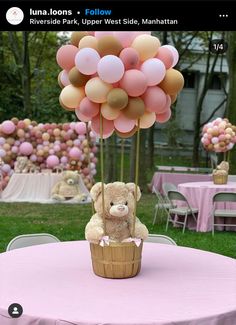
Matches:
[67,179,74,185]
[109,204,129,217]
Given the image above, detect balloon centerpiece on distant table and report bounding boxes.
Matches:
[201,117,236,184]
[56,31,184,278]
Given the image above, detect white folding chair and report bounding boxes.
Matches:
[145,234,177,245]
[6,233,60,251]
[152,186,173,225]
[212,192,236,236]
[166,190,198,233]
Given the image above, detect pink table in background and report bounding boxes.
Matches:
[178,181,236,232]
[0,241,236,325]
[151,172,212,193]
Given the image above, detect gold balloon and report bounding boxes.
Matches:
[79,36,98,51]
[71,32,89,46]
[122,97,145,119]
[170,93,178,104]
[59,96,75,112]
[101,103,121,120]
[11,117,19,125]
[131,35,160,61]
[60,85,85,108]
[68,67,90,87]
[85,77,112,103]
[116,126,137,138]
[58,71,64,89]
[97,36,123,57]
[107,88,128,110]
[159,69,184,95]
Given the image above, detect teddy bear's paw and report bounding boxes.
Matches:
[52,194,65,201]
[86,227,104,242]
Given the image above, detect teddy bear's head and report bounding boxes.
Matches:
[15,156,28,166]
[90,182,141,220]
[63,170,79,185]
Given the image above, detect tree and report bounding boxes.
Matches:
[226,32,236,173]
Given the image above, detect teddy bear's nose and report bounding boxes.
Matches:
[118,205,125,211]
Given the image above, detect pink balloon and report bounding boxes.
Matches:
[2,121,16,134]
[94,32,114,39]
[120,69,147,97]
[11,146,18,154]
[61,156,68,164]
[69,147,82,159]
[91,115,114,136]
[75,109,91,122]
[56,45,78,70]
[75,48,100,75]
[114,114,136,133]
[142,87,167,113]
[46,155,60,168]
[155,47,174,69]
[2,164,11,173]
[17,121,25,129]
[19,142,33,155]
[75,122,86,135]
[60,70,70,86]
[162,45,179,67]
[0,137,5,145]
[113,32,139,47]
[92,129,114,139]
[156,108,172,123]
[79,97,100,118]
[30,154,37,162]
[97,55,124,83]
[119,48,139,70]
[140,58,166,86]
[0,149,6,157]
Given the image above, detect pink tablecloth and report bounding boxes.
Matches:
[178,181,236,232]
[0,241,236,325]
[151,172,212,193]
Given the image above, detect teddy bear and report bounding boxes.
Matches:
[213,160,229,177]
[14,156,30,173]
[85,182,148,243]
[51,170,87,202]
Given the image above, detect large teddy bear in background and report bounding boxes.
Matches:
[85,182,148,243]
[51,170,87,202]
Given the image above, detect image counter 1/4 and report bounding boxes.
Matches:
[82,18,140,25]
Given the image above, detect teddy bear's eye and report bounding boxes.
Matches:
[110,202,114,206]
[125,201,128,205]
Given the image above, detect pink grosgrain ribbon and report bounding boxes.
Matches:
[122,237,142,247]
[99,236,110,247]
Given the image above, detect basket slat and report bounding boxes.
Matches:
[213,174,228,184]
[90,241,143,279]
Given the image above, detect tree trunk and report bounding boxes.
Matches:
[192,33,218,166]
[226,32,236,173]
[22,31,32,117]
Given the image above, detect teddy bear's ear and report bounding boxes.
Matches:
[90,182,104,201]
[126,183,141,201]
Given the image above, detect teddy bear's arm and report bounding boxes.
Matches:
[85,213,104,243]
[51,182,61,195]
[133,217,149,240]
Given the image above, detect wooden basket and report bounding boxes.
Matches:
[213,174,228,184]
[90,241,143,279]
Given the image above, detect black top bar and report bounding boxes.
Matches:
[1,1,236,31]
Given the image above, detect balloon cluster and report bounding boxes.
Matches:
[0,118,97,190]
[57,31,184,138]
[201,117,236,152]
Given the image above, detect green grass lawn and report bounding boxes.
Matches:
[0,194,235,258]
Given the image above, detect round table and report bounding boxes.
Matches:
[178,181,236,232]
[0,241,236,325]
